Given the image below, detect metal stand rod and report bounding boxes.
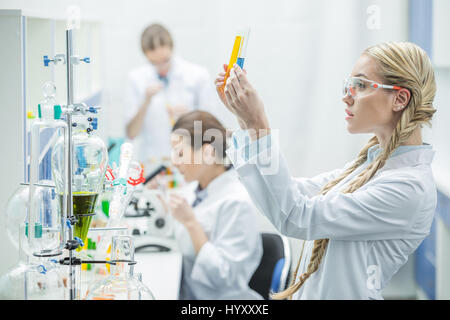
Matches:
[65,28,76,301]
[40,27,97,301]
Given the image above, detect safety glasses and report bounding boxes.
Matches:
[342,77,404,98]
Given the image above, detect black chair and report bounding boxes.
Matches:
[249,232,291,300]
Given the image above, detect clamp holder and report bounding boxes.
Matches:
[64,240,80,251]
[43,54,66,67]
[106,260,137,266]
[59,257,82,266]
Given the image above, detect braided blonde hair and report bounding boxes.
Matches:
[271,42,437,300]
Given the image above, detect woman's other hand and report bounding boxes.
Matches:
[214,64,231,109]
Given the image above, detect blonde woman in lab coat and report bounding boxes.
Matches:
[215,42,437,299]
[161,110,263,300]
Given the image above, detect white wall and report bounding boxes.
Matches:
[0,10,26,279]
[431,0,450,198]
[0,1,409,178]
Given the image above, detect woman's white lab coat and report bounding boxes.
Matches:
[174,169,264,300]
[125,56,217,161]
[226,132,437,299]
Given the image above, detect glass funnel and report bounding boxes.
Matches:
[52,115,108,251]
[85,235,155,300]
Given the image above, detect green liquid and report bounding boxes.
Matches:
[59,193,99,251]
[101,199,110,217]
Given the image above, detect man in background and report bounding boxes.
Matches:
[125,23,216,163]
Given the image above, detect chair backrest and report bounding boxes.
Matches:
[249,232,291,299]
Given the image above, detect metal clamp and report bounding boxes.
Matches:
[32,249,63,258]
[59,257,82,266]
[37,265,47,274]
[64,240,80,251]
[74,236,84,248]
[66,216,78,227]
[70,55,90,65]
[74,213,96,217]
[80,259,108,264]
[106,260,137,266]
[20,182,56,188]
[43,54,66,67]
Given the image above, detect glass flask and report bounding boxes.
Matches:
[85,235,155,300]
[28,82,68,257]
[0,224,65,300]
[5,183,63,258]
[4,185,29,250]
[28,182,64,257]
[52,114,108,251]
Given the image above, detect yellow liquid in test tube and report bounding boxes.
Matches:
[222,35,242,90]
[105,243,111,273]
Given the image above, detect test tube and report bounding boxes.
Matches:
[221,34,242,90]
[237,27,250,69]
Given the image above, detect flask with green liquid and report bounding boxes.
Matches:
[52,114,108,251]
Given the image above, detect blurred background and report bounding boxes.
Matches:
[0,0,449,299]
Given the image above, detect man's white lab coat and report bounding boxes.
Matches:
[125,56,216,162]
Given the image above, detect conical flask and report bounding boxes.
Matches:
[52,114,108,251]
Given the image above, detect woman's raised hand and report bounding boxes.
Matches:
[214,64,270,137]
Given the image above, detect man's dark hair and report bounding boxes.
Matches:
[141,23,174,53]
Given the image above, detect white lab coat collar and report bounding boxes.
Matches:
[171,56,182,72]
[143,55,183,77]
[332,146,435,194]
[167,56,186,80]
[381,147,435,170]
[202,168,237,197]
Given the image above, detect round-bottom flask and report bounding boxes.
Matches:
[0,224,65,300]
[85,235,155,300]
